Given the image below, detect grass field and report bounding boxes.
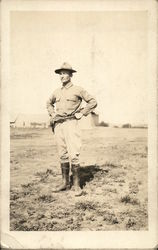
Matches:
[10,127,148,231]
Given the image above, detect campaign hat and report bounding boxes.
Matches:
[55,62,77,74]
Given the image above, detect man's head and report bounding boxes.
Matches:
[55,63,77,85]
[59,69,72,85]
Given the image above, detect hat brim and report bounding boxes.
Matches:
[55,68,77,74]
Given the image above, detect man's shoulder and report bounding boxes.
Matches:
[71,84,83,92]
[52,87,62,95]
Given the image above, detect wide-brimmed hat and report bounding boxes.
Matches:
[55,62,77,74]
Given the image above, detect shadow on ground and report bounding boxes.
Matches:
[77,165,101,189]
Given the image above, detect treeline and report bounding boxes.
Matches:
[98,122,147,128]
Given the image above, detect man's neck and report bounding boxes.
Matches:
[62,80,71,87]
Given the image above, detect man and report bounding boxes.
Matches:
[46,62,97,196]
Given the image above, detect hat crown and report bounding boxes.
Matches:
[61,62,72,70]
[55,62,76,74]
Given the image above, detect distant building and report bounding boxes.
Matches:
[10,112,99,129]
[10,114,49,128]
[79,112,99,129]
[10,121,16,128]
[10,114,18,128]
[122,123,132,128]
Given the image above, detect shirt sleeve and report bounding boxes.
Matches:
[79,87,97,116]
[46,93,56,117]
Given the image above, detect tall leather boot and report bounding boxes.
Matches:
[53,162,70,192]
[71,164,82,196]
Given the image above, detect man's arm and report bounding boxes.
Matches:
[46,93,56,118]
[79,88,97,116]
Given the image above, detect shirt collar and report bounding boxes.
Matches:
[61,81,73,89]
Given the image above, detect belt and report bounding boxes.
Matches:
[51,115,76,132]
[55,115,76,123]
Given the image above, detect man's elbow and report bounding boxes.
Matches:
[46,100,52,114]
[92,98,97,109]
[46,102,49,111]
[46,99,51,108]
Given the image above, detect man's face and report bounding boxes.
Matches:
[59,70,72,84]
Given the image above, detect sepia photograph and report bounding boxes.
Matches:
[1,0,157,249]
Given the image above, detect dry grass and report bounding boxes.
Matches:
[10,127,148,231]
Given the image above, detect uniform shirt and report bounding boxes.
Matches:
[46,82,97,118]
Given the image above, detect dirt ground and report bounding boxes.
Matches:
[10,127,148,231]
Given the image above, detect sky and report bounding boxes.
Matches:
[10,11,148,124]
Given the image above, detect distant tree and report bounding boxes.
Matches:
[132,125,148,129]
[122,123,132,128]
[98,121,109,127]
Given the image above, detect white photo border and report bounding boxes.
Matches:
[1,0,157,249]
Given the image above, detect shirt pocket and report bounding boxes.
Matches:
[66,96,77,102]
[66,95,79,111]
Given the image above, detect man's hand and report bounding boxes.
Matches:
[75,112,83,120]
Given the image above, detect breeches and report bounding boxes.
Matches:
[54,119,81,165]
